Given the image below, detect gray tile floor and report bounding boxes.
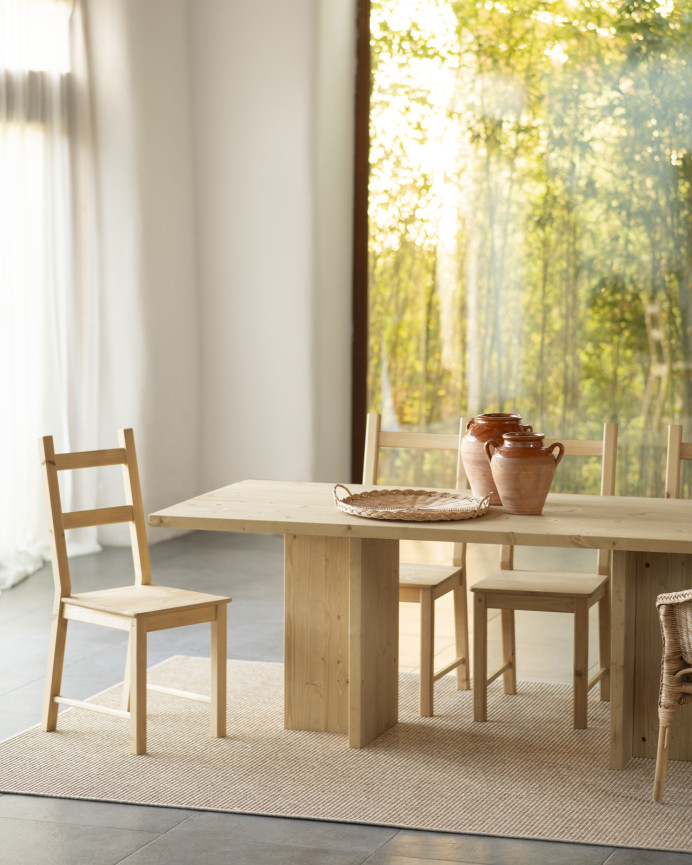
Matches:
[0,532,686,865]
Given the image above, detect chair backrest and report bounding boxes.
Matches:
[500,422,618,576]
[665,424,692,499]
[362,413,468,566]
[363,413,468,488]
[39,428,150,598]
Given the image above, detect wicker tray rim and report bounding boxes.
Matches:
[333,484,492,522]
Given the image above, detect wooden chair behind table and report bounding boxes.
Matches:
[471,423,618,730]
[39,428,232,755]
[653,425,692,802]
[362,412,470,717]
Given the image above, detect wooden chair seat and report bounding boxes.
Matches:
[398,563,462,596]
[40,428,232,755]
[64,585,229,618]
[473,571,608,602]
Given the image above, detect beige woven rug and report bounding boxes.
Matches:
[1,657,690,852]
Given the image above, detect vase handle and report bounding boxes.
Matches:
[466,417,475,431]
[484,439,499,463]
[549,442,565,466]
[522,424,533,433]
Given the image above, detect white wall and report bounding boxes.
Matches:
[189,0,355,490]
[189,0,316,488]
[87,0,355,538]
[88,0,201,540]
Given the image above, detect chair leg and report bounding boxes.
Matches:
[122,631,132,712]
[500,609,516,694]
[211,604,227,738]
[419,589,435,717]
[573,599,589,729]
[129,619,147,755]
[598,589,610,702]
[473,592,488,722]
[653,724,671,803]
[453,581,470,691]
[42,611,68,732]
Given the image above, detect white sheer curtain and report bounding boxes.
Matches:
[0,0,100,589]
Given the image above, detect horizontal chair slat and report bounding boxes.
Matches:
[147,684,211,703]
[378,430,460,450]
[54,448,127,471]
[559,440,603,457]
[62,505,134,530]
[54,696,129,719]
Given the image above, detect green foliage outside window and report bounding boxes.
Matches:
[368,0,692,495]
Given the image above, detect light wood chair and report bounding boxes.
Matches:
[39,428,232,755]
[471,423,618,729]
[363,412,470,716]
[652,587,692,802]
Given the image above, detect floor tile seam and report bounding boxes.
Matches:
[0,675,47,701]
[0,810,161,842]
[360,850,487,865]
[602,849,692,863]
[358,826,405,862]
[0,606,51,627]
[110,830,168,864]
[108,808,201,851]
[111,822,390,865]
[164,810,401,855]
[371,826,643,860]
[0,794,200,835]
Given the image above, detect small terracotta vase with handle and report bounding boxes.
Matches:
[461,413,532,505]
[484,432,564,515]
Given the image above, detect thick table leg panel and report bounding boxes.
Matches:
[610,551,636,769]
[349,538,399,748]
[284,535,350,734]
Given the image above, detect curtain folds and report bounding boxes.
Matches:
[0,0,100,589]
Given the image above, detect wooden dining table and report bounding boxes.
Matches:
[149,479,692,767]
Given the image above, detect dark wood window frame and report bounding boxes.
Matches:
[351,0,370,481]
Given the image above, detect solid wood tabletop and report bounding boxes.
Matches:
[148,479,692,554]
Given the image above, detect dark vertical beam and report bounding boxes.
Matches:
[351,0,371,482]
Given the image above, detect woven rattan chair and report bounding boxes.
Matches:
[652,425,692,799]
[39,428,232,755]
[363,413,470,717]
[471,423,618,729]
[653,588,692,802]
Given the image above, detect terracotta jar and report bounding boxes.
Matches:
[484,432,564,515]
[461,413,532,504]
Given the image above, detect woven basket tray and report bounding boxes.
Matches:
[333,484,492,522]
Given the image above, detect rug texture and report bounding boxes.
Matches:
[1,657,690,852]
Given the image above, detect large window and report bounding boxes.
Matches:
[363,0,692,495]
